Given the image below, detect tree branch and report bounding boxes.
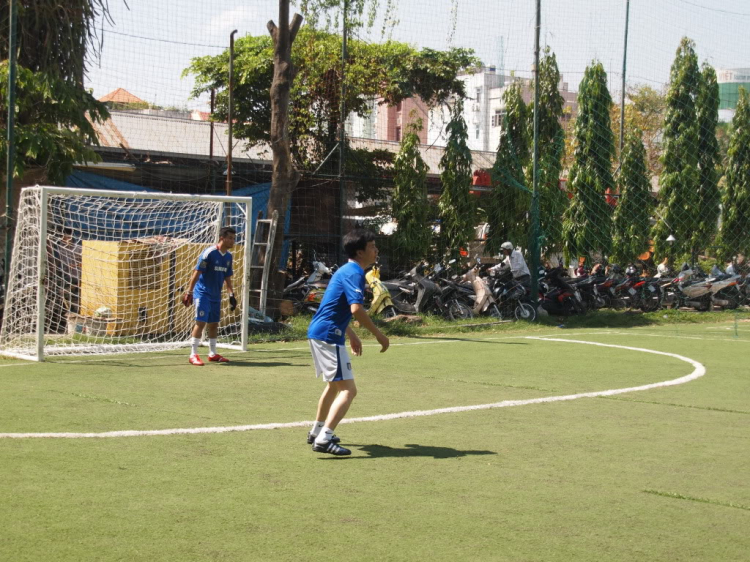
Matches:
[267,21,278,43]
[290,14,303,43]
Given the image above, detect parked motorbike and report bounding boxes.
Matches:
[538,266,586,316]
[283,259,336,314]
[703,265,741,309]
[365,263,398,318]
[432,263,475,320]
[461,258,501,318]
[662,266,712,311]
[605,265,659,311]
[486,265,537,321]
[385,262,473,320]
[570,271,608,310]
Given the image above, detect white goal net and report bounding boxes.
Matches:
[0,186,253,361]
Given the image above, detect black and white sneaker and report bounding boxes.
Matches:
[312,440,351,456]
[307,432,340,445]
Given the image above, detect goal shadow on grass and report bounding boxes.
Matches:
[321,443,497,459]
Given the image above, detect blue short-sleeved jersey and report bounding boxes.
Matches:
[307,261,365,345]
[193,245,233,302]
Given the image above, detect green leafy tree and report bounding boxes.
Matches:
[563,61,615,263]
[716,87,750,262]
[652,37,701,260]
[0,0,111,183]
[185,29,476,171]
[391,119,431,269]
[611,130,654,265]
[528,48,567,256]
[692,63,722,258]
[609,85,666,176]
[487,82,530,256]
[0,0,111,82]
[438,99,475,263]
[0,64,108,184]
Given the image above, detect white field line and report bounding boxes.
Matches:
[252,331,620,352]
[0,337,705,439]
[6,333,617,363]
[0,363,33,369]
[604,330,750,343]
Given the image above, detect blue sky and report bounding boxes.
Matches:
[85,0,750,110]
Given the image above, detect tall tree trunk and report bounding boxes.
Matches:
[264,2,302,318]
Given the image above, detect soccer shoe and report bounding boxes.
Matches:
[307,432,341,445]
[189,355,204,366]
[208,354,229,363]
[312,440,351,456]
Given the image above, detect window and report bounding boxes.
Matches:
[492,111,506,128]
[475,87,481,104]
[475,126,480,139]
[395,101,402,113]
[395,126,401,142]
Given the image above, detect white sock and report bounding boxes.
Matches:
[309,421,324,437]
[314,426,334,444]
[190,337,200,356]
[209,338,217,356]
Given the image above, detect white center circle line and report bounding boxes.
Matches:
[0,337,705,439]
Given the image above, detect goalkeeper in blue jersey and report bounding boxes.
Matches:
[182,227,237,366]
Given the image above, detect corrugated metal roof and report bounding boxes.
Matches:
[93,111,497,174]
[92,111,271,163]
[350,137,496,175]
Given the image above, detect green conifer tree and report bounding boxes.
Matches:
[716,87,750,262]
[391,119,431,269]
[652,38,701,260]
[611,130,654,265]
[528,48,568,256]
[562,61,615,263]
[487,82,530,256]
[438,99,476,264]
[692,63,722,259]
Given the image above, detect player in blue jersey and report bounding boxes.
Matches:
[182,227,238,366]
[307,229,389,456]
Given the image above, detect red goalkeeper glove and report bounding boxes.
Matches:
[229,294,237,311]
[182,293,193,307]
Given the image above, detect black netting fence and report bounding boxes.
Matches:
[3,0,750,318]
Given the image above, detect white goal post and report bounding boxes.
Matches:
[0,186,253,361]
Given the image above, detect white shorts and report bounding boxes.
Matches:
[308,339,354,382]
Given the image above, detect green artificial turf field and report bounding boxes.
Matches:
[1,321,748,561]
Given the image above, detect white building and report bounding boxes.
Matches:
[428,67,577,153]
[717,67,750,123]
[427,66,505,152]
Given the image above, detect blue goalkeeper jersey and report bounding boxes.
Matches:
[307,261,365,345]
[193,245,233,302]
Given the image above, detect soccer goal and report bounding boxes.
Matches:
[0,186,253,361]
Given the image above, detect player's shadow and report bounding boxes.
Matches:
[324,443,497,459]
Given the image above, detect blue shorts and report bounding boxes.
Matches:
[195,297,221,324]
